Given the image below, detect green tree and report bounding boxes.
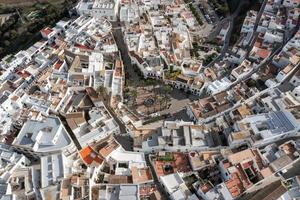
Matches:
[4,40,10,46]
[164,85,172,95]
[10,30,18,39]
[170,65,174,73]
[130,89,138,107]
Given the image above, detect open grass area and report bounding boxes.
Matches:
[164,70,181,81]
[158,153,175,162]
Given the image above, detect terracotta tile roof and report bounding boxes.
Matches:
[280,141,297,156]
[114,59,123,77]
[154,153,191,177]
[80,146,103,166]
[54,60,63,70]
[98,140,119,158]
[237,105,252,117]
[74,43,94,50]
[174,153,191,172]
[257,49,271,59]
[41,27,53,36]
[200,183,212,193]
[10,95,19,102]
[228,149,257,165]
[85,87,101,104]
[16,69,31,79]
[132,167,153,184]
[108,175,131,184]
[242,161,253,169]
[223,161,232,169]
[66,112,86,131]
[254,37,263,48]
[225,173,244,198]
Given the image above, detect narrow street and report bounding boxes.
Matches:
[205,0,248,69]
[210,7,299,97]
[104,100,127,133]
[96,83,134,151]
[99,91,127,134]
[145,154,170,200]
[111,22,142,86]
[245,0,268,57]
[203,58,300,124]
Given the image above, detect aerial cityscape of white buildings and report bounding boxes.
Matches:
[0,0,299,199]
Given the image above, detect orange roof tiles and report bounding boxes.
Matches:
[174,153,191,172]
[75,43,94,50]
[114,59,123,77]
[154,160,172,177]
[228,149,257,165]
[80,146,103,166]
[99,140,119,158]
[132,167,153,184]
[237,105,252,117]
[41,27,53,36]
[154,153,191,177]
[254,40,263,48]
[16,69,31,79]
[223,161,232,169]
[108,175,130,184]
[66,112,86,131]
[280,141,297,157]
[225,172,244,198]
[242,161,253,169]
[54,60,63,70]
[283,64,293,74]
[85,87,101,104]
[201,183,212,193]
[257,49,271,59]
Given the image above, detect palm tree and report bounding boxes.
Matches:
[97,86,107,101]
[130,89,138,107]
[159,97,165,111]
[97,85,105,94]
[164,85,172,95]
[162,85,172,108]
[165,96,171,108]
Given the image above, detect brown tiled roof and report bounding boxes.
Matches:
[99,140,119,158]
[132,167,153,184]
[108,175,131,184]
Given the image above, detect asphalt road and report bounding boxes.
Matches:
[204,0,248,69]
